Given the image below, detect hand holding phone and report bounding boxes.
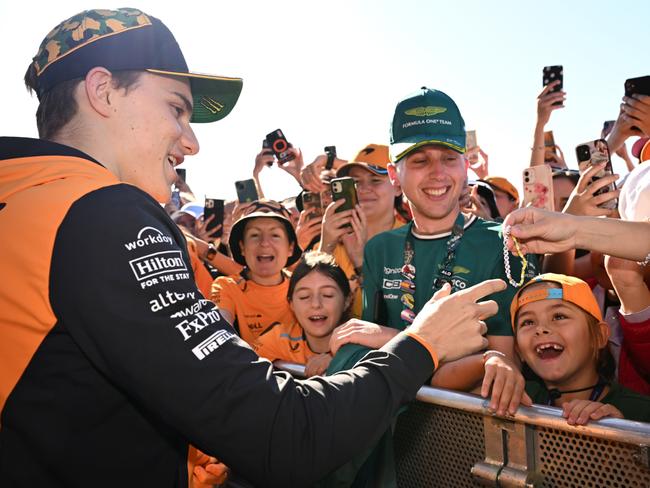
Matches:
[522,166,554,212]
[543,65,564,107]
[235,179,259,203]
[266,129,295,164]
[301,191,323,221]
[575,139,617,210]
[204,198,225,239]
[330,177,358,229]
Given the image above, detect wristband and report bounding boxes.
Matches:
[404,331,439,370]
[206,243,217,261]
[482,350,506,364]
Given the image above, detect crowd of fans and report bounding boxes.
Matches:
[166,80,650,486]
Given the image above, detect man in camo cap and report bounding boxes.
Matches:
[0,8,503,487]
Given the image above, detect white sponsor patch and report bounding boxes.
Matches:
[175,309,222,341]
[124,227,174,251]
[192,330,235,360]
[149,291,196,313]
[170,299,211,319]
[129,250,187,281]
[383,279,401,290]
[383,267,402,275]
[383,293,398,300]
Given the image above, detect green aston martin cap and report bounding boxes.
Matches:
[390,87,466,162]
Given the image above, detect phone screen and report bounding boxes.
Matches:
[575,139,617,210]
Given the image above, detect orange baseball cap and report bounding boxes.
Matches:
[336,144,390,177]
[482,176,519,205]
[510,273,602,330]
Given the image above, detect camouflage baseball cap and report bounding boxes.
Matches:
[29,8,242,123]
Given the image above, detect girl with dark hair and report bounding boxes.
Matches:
[254,251,352,377]
[508,274,650,424]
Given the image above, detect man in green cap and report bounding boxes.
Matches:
[0,9,506,487]
[334,87,537,414]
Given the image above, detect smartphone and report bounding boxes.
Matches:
[624,77,650,132]
[575,139,617,210]
[266,129,295,164]
[302,191,323,220]
[522,166,555,212]
[624,76,650,97]
[204,198,225,238]
[543,131,556,152]
[330,177,359,218]
[175,168,186,182]
[324,145,337,170]
[602,120,616,139]
[171,189,181,208]
[235,179,259,203]
[262,139,274,167]
[466,130,478,164]
[543,65,563,106]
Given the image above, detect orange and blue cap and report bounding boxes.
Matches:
[510,273,602,330]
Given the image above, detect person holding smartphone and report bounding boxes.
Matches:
[1,9,508,487]
[319,144,404,316]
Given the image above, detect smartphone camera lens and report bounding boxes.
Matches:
[577,145,591,162]
[524,177,530,183]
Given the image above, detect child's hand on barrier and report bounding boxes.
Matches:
[562,399,624,426]
[481,351,532,416]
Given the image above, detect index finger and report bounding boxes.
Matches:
[457,279,507,302]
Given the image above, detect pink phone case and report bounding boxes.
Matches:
[522,166,555,212]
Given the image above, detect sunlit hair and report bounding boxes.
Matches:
[287,251,352,321]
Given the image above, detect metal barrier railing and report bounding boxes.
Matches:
[275,361,650,488]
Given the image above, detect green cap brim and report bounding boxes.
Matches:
[147,69,243,123]
[391,137,465,162]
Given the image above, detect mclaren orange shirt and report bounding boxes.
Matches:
[253,321,316,363]
[210,273,295,345]
[0,137,436,487]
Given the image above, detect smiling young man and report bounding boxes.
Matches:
[0,10,510,487]
[357,87,538,392]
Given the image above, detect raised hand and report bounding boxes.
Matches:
[407,279,506,364]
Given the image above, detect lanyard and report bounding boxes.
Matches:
[546,380,607,406]
[400,213,466,327]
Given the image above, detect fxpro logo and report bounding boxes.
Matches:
[124,227,173,251]
[129,250,187,281]
[192,330,235,360]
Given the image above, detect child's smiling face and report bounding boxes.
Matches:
[514,282,608,390]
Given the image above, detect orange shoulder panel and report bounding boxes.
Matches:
[0,155,119,414]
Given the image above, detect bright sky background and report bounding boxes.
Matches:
[2,0,648,204]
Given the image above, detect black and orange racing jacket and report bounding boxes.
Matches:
[0,137,434,487]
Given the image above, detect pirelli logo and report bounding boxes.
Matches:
[129,250,187,281]
[192,330,235,360]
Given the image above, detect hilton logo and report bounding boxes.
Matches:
[129,250,187,281]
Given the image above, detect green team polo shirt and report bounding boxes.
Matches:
[361,213,538,336]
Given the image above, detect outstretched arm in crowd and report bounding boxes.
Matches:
[300,153,348,192]
[504,207,650,261]
[252,144,273,199]
[542,163,619,276]
[530,80,566,167]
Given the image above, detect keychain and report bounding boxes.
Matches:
[503,225,528,287]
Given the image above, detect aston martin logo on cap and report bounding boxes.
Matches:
[405,106,447,117]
